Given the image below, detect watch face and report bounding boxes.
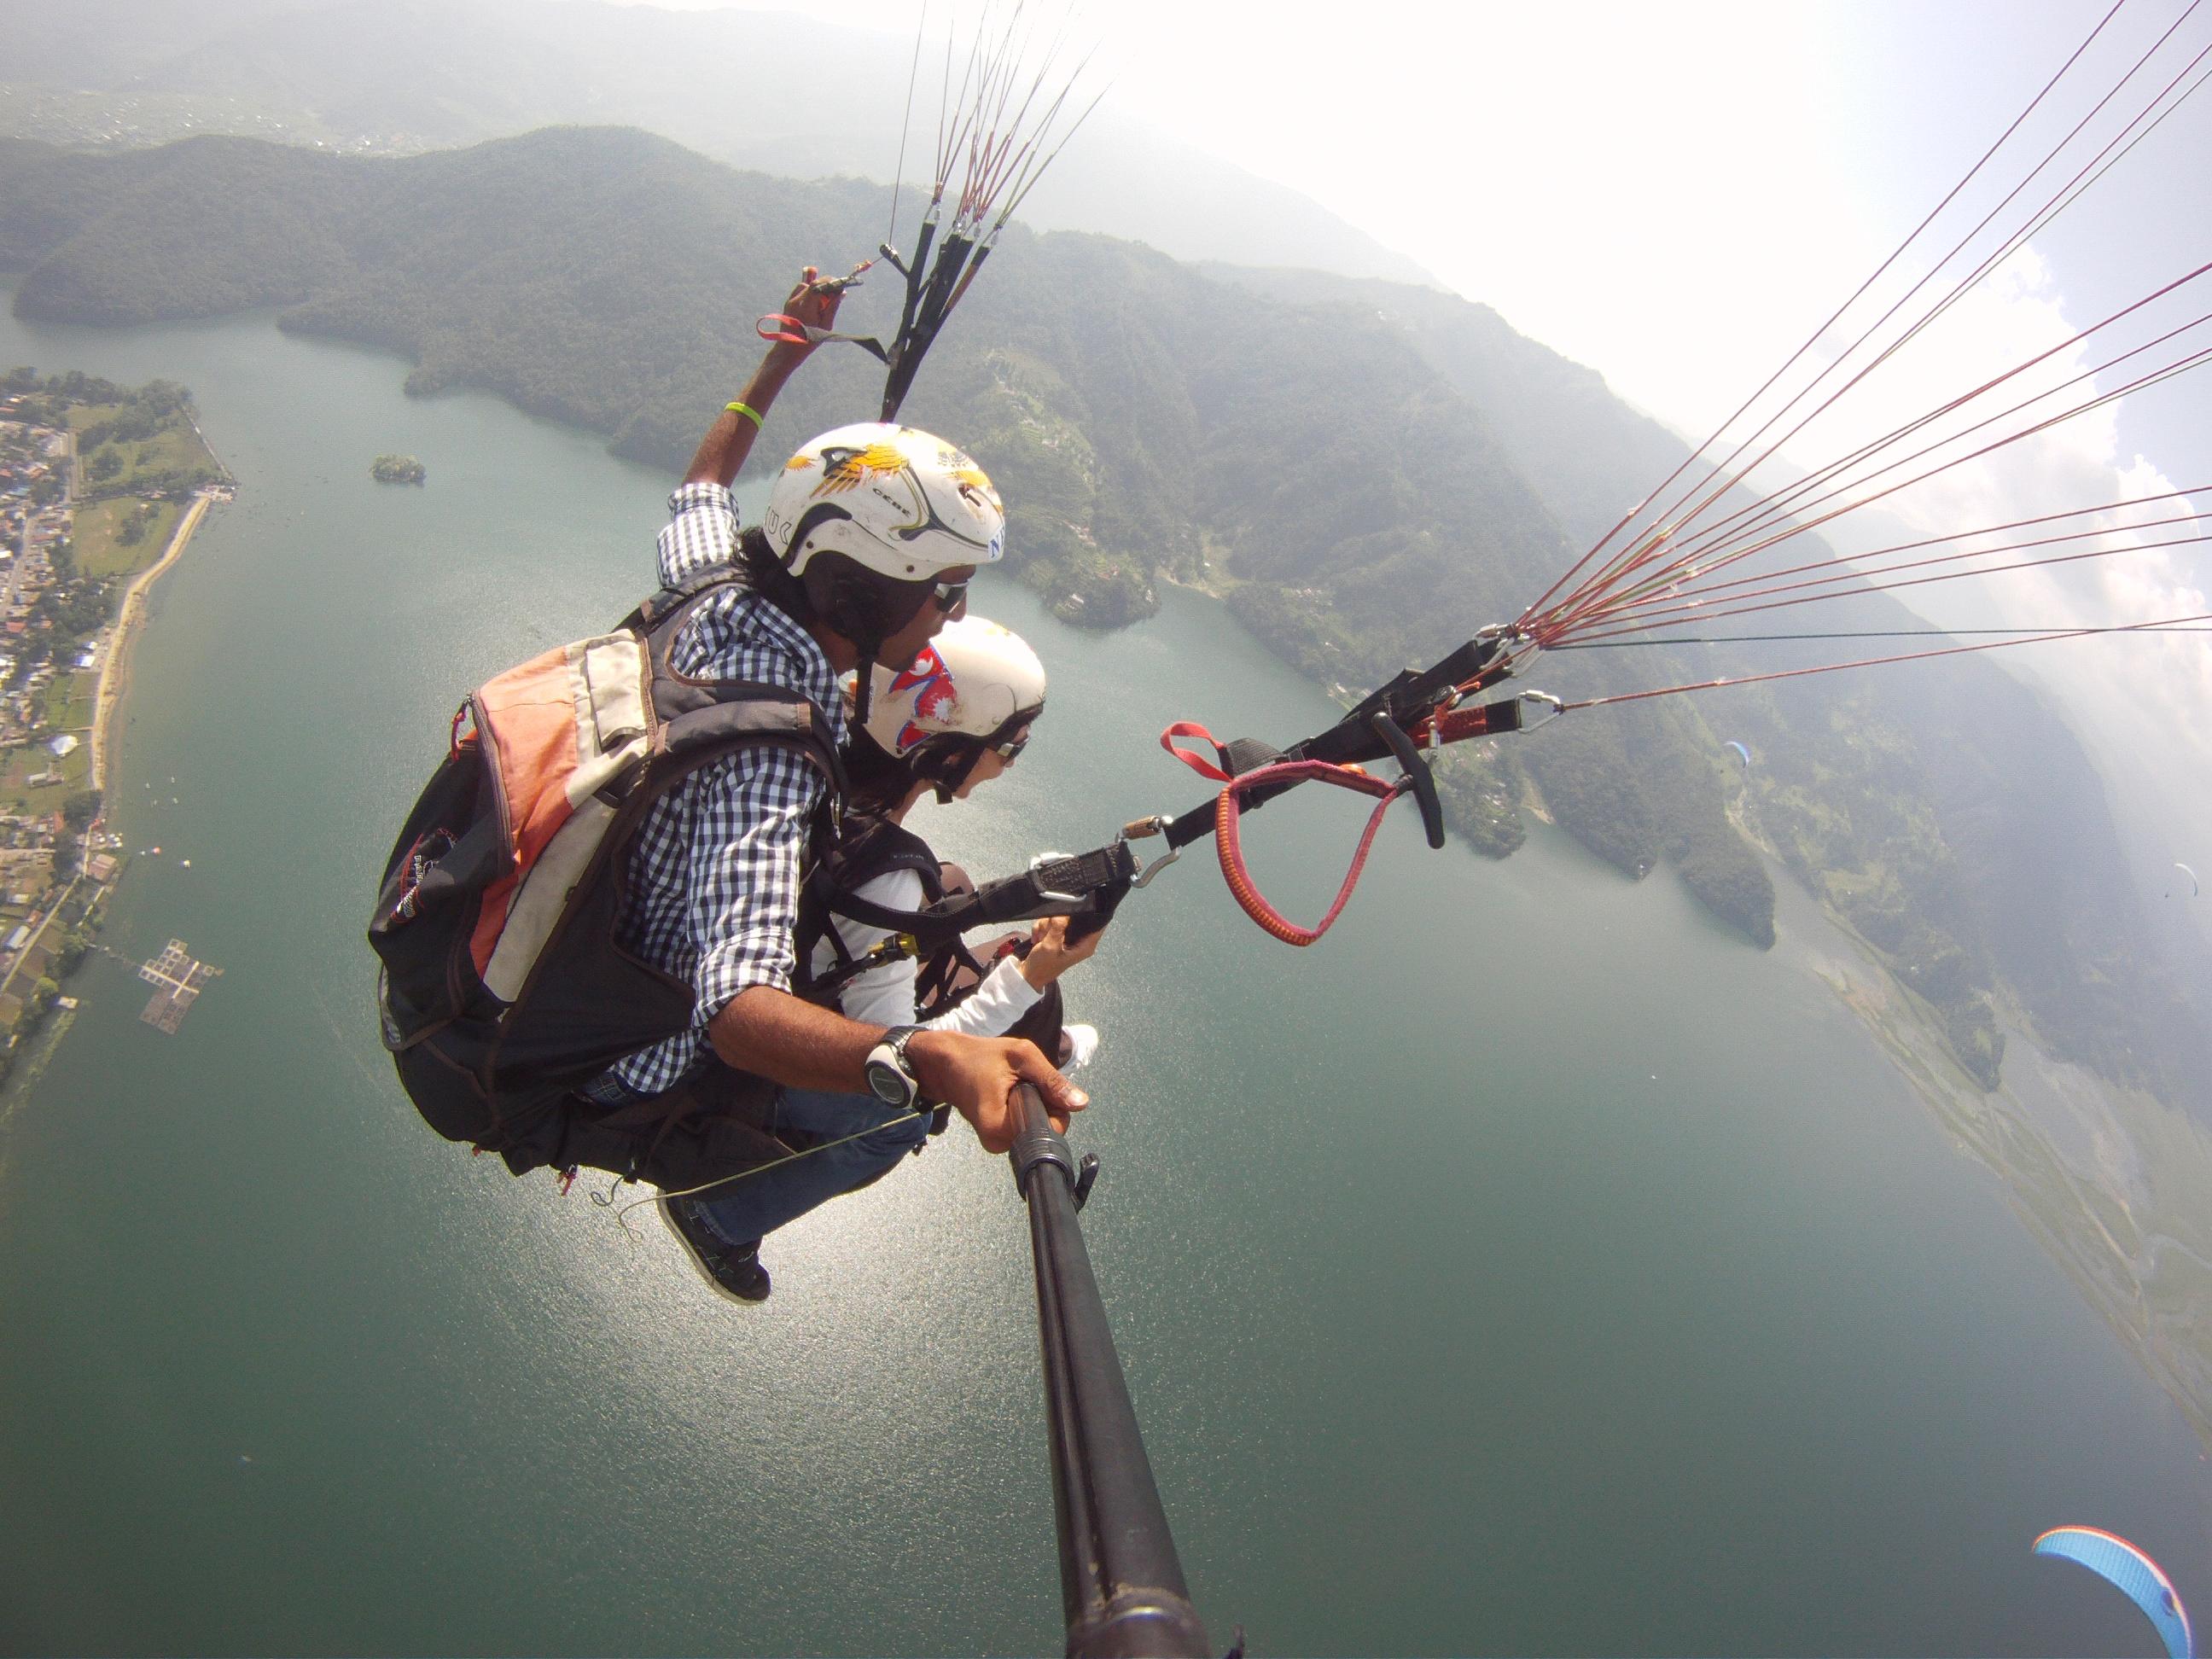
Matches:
[866,1062,909,1105]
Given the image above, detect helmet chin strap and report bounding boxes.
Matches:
[925,743,981,806]
[799,553,905,732]
[852,649,877,728]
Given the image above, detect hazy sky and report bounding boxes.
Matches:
[588,2,2199,434]
[579,0,2209,859]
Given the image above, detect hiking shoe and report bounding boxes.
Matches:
[657,1195,770,1304]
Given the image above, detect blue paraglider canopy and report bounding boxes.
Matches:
[1725,740,1752,771]
[2034,1526,2194,1659]
[2178,861,2200,897]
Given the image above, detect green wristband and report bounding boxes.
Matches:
[724,399,764,428]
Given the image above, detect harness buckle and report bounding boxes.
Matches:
[1027,851,1084,904]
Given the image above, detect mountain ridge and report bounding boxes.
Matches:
[0,0,1440,290]
[2,125,2203,1113]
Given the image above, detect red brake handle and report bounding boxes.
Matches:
[756,313,818,346]
[1161,721,1233,782]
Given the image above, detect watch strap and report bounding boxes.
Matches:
[884,1025,929,1103]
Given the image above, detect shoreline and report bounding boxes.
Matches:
[1783,877,2212,1453]
[88,489,212,794]
[0,1003,79,1141]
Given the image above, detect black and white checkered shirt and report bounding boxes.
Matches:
[612,481,847,1096]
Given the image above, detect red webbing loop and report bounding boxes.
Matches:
[1214,760,1407,947]
[1161,721,1234,782]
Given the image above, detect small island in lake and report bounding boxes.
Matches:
[371,453,426,485]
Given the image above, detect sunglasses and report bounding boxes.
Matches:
[931,579,969,614]
[981,725,1030,765]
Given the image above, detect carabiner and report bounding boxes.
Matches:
[807,258,875,294]
[1132,847,1182,888]
[1515,690,1565,732]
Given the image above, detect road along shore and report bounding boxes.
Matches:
[87,490,212,794]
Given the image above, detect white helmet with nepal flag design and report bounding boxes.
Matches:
[863,615,1046,760]
[764,422,1006,581]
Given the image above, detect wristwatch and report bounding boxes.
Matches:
[864,1025,926,1109]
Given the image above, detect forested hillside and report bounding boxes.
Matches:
[1222,268,2209,1096]
[3,128,2204,1108]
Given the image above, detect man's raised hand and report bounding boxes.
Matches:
[765,265,846,365]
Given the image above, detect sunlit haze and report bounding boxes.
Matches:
[593,2,2198,435]
[6,4,2212,1648]
[595,0,2211,856]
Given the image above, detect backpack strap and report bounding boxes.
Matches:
[626,567,852,809]
[623,567,749,635]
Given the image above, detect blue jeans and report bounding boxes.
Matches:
[697,1086,928,1248]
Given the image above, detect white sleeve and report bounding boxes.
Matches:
[825,867,930,1029]
[918,953,1042,1036]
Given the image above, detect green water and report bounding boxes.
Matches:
[1,300,2204,1657]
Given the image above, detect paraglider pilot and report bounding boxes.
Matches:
[583,266,1087,1302]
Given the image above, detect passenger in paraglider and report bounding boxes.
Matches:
[737,616,1105,1218]
[814,617,1103,1059]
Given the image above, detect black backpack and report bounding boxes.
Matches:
[370,570,846,1185]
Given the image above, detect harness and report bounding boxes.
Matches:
[800,829,1139,1004]
[795,813,991,1013]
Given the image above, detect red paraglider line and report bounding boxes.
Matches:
[1557,609,2212,711]
[1562,528,2212,642]
[1570,299,2212,620]
[1536,334,2212,643]
[1573,292,2212,614]
[1523,6,2212,653]
[1568,501,2212,637]
[1513,0,2133,625]
[1585,492,2207,615]
[1569,521,2212,639]
[1533,276,2212,641]
[1556,3,2210,623]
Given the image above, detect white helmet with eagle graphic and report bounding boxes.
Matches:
[764,422,1006,582]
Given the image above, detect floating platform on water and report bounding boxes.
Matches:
[137,938,221,1033]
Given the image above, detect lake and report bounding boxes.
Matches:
[0,294,2203,1656]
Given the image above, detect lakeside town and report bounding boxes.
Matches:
[0,368,230,1076]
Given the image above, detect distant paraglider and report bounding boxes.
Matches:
[2177,862,2200,898]
[1725,740,1752,772]
[2032,1526,2194,1659]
